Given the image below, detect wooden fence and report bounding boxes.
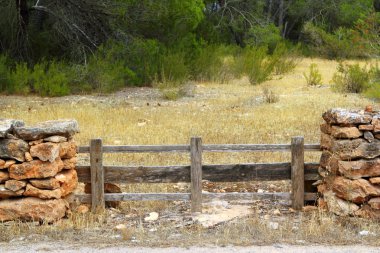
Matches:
[74,136,321,213]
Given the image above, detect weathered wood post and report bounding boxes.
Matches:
[90,138,105,212]
[291,136,305,210]
[190,137,202,213]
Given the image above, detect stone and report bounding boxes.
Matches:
[76,204,89,214]
[5,180,27,192]
[14,119,79,141]
[144,212,159,222]
[359,125,374,131]
[319,151,339,174]
[368,197,380,210]
[332,177,380,203]
[338,159,380,179]
[24,184,62,199]
[330,138,380,160]
[59,141,77,159]
[44,136,67,143]
[317,183,327,194]
[320,133,333,150]
[322,108,372,125]
[62,157,77,170]
[29,139,43,146]
[370,177,380,184]
[320,123,332,134]
[30,142,60,162]
[373,115,380,133]
[85,183,121,208]
[55,169,78,197]
[3,160,16,169]
[0,159,4,169]
[324,190,359,216]
[364,131,375,143]
[24,152,33,162]
[9,158,64,180]
[376,134,380,139]
[355,204,380,219]
[331,126,362,139]
[0,171,9,183]
[0,119,24,138]
[0,197,68,222]
[29,178,60,190]
[302,206,318,212]
[0,138,29,162]
[0,185,24,199]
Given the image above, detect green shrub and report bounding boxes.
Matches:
[234,46,271,85]
[271,43,299,75]
[245,23,283,51]
[331,62,370,93]
[303,63,322,86]
[124,39,162,85]
[301,22,366,58]
[159,52,188,86]
[365,65,380,100]
[85,43,137,93]
[8,62,31,95]
[190,44,238,83]
[31,61,70,96]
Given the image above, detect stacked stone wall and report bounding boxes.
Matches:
[0,119,79,222]
[318,108,380,218]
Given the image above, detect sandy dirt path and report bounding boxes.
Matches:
[1,243,380,253]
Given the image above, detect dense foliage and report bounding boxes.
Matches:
[0,0,379,96]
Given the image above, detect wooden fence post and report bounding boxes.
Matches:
[90,139,105,213]
[190,137,202,213]
[291,136,304,210]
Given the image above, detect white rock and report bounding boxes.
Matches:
[257,189,264,193]
[115,224,127,230]
[359,230,376,236]
[268,222,279,230]
[144,212,159,222]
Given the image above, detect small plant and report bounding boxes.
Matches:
[303,63,322,86]
[364,65,380,100]
[262,86,279,104]
[332,62,370,93]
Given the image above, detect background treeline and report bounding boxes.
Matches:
[0,0,379,96]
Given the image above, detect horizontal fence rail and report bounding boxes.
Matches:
[76,162,320,183]
[75,137,321,214]
[77,144,321,153]
[75,192,318,204]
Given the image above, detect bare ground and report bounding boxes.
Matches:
[1,243,380,253]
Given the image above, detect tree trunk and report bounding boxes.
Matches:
[15,0,29,32]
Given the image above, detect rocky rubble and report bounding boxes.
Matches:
[0,119,79,222]
[318,108,380,219]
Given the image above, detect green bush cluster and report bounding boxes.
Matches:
[332,62,371,93]
[331,62,380,100]
[0,39,299,97]
[235,43,298,85]
[304,63,322,86]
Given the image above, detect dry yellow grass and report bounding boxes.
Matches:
[0,57,379,246]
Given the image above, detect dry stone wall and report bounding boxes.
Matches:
[318,108,380,219]
[0,119,79,222]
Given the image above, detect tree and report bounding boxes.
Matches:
[0,0,114,62]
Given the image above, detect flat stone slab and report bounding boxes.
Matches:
[329,138,380,160]
[0,197,68,222]
[14,119,79,141]
[0,138,29,162]
[0,119,24,138]
[323,108,372,125]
